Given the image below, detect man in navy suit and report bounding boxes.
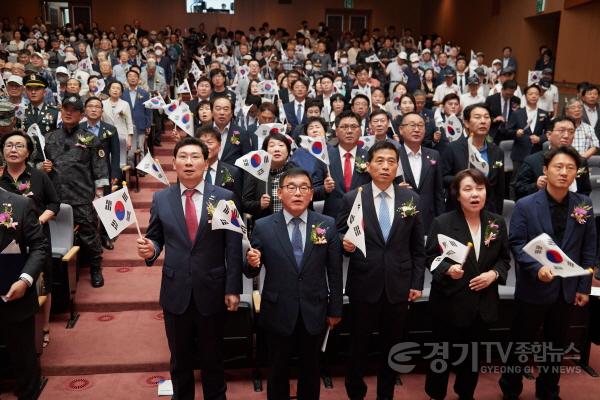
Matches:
[137,137,242,400]
[122,69,152,165]
[283,77,309,129]
[499,146,596,400]
[323,111,372,218]
[397,112,444,228]
[506,84,549,196]
[245,168,343,400]
[211,97,251,165]
[485,80,521,142]
[337,141,426,400]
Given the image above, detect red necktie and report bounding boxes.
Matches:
[343,152,352,192]
[184,189,198,242]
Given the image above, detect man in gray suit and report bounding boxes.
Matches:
[0,190,47,400]
[137,136,242,400]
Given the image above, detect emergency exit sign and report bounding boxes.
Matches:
[344,0,353,9]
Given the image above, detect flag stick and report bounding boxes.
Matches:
[321,327,331,352]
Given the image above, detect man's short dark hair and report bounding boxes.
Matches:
[197,76,211,86]
[399,111,424,125]
[441,93,460,105]
[305,97,322,111]
[84,96,103,108]
[547,115,576,132]
[173,136,209,160]
[335,110,361,128]
[196,125,221,143]
[524,84,541,95]
[291,77,309,90]
[354,64,369,74]
[582,84,599,97]
[258,102,278,115]
[126,69,140,78]
[210,96,234,111]
[463,103,490,121]
[369,108,389,122]
[279,167,312,187]
[543,146,581,169]
[351,93,370,107]
[367,140,399,162]
[502,80,518,90]
[450,169,488,201]
[209,69,227,79]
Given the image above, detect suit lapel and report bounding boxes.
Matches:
[168,185,192,246]
[398,146,417,188]
[362,184,386,246]
[351,148,367,188]
[299,211,316,273]
[195,184,216,245]
[273,212,300,273]
[536,190,555,240]
[329,146,344,189]
[387,186,404,241]
[214,162,224,186]
[418,150,432,189]
[561,194,576,249]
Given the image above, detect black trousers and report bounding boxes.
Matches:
[425,316,488,400]
[0,314,41,400]
[72,204,103,270]
[266,315,322,400]
[163,298,226,400]
[499,297,574,400]
[345,296,409,400]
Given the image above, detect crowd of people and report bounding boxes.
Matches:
[0,14,599,400]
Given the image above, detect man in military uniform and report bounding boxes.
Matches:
[0,101,18,167]
[22,74,59,165]
[42,95,109,287]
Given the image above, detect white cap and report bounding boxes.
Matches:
[422,48,431,54]
[398,51,407,60]
[492,58,502,65]
[7,75,23,86]
[56,66,69,75]
[64,53,78,63]
[409,53,420,62]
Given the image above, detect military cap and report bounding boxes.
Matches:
[467,75,480,85]
[0,101,15,126]
[62,95,84,111]
[23,73,48,88]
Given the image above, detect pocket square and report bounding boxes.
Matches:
[1,240,21,255]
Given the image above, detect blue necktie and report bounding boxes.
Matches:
[296,103,303,124]
[205,168,212,184]
[378,192,392,241]
[291,217,303,271]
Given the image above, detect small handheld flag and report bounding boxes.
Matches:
[344,187,366,257]
[26,123,46,160]
[365,54,380,63]
[144,94,167,110]
[257,80,279,95]
[136,152,169,185]
[430,234,471,271]
[189,61,202,82]
[176,80,191,95]
[235,150,272,182]
[444,114,464,142]
[168,105,194,136]
[211,199,250,248]
[467,135,489,175]
[528,70,543,86]
[522,233,593,278]
[299,135,330,165]
[357,135,377,152]
[93,184,139,239]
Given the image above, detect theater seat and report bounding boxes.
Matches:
[222,274,254,368]
[503,199,515,232]
[499,140,514,173]
[48,204,80,326]
[498,253,517,300]
[413,269,432,302]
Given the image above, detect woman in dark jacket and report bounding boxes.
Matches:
[1,131,60,348]
[425,168,511,400]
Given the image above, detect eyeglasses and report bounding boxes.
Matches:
[281,184,312,194]
[4,143,26,150]
[401,123,425,130]
[338,124,360,131]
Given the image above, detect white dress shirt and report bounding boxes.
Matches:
[294,99,305,122]
[339,146,358,179]
[213,122,231,159]
[525,106,538,133]
[283,208,308,251]
[372,182,395,226]
[405,145,423,186]
[585,104,598,129]
[180,181,205,225]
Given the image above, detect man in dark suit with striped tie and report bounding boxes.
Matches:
[337,141,426,400]
[137,137,242,400]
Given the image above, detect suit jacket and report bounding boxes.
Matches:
[0,192,47,322]
[336,184,426,304]
[212,161,243,211]
[101,99,134,140]
[510,190,596,304]
[582,104,600,139]
[79,121,121,182]
[283,100,308,129]
[397,145,445,228]
[419,108,449,154]
[289,148,328,202]
[323,145,371,218]
[218,123,252,165]
[145,183,243,316]
[485,93,521,142]
[121,87,152,131]
[505,108,549,162]
[441,136,505,214]
[426,210,511,327]
[514,150,591,200]
[243,211,343,336]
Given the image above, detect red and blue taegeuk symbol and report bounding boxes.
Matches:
[230,209,240,227]
[311,141,323,154]
[152,164,159,172]
[357,139,365,149]
[167,103,177,112]
[447,125,456,136]
[546,249,563,263]
[151,98,160,105]
[250,153,262,167]
[264,83,272,91]
[114,201,126,221]
[182,113,191,124]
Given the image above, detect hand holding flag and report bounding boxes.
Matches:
[430,234,472,271]
[211,199,251,249]
[468,135,489,175]
[26,123,46,160]
[522,233,593,278]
